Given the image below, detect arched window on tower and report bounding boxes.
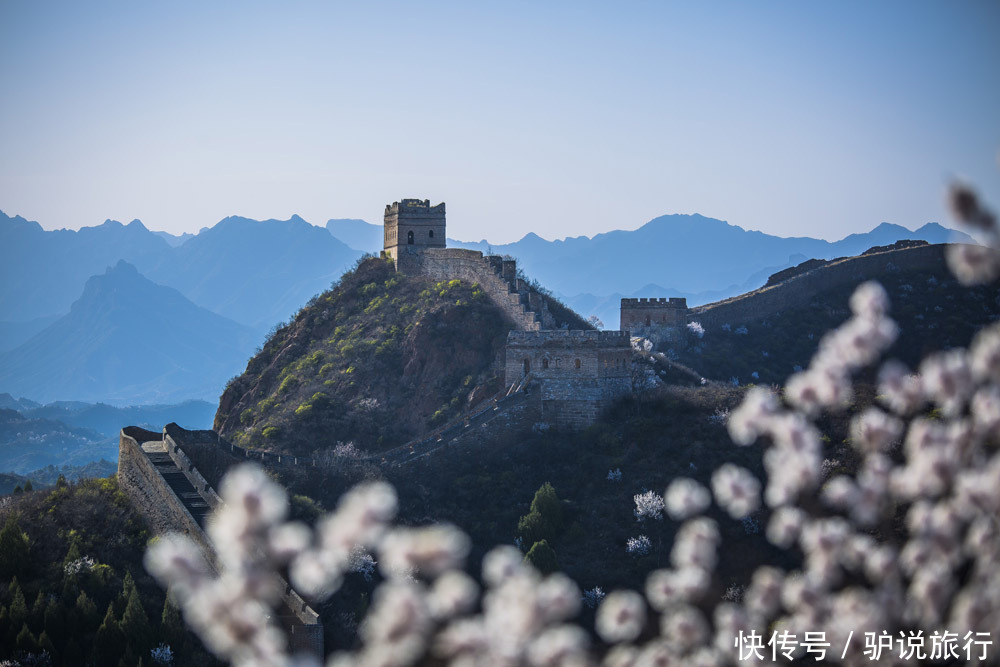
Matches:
[407,230,414,245]
[645,316,651,326]
[575,359,581,369]
[542,358,549,369]
[429,230,435,238]
[523,359,531,375]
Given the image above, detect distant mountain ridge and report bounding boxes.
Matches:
[0,260,256,404]
[0,209,362,330]
[0,207,976,340]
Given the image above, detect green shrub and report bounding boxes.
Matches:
[524,540,559,574]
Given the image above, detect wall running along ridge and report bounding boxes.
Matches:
[691,244,950,328]
[118,426,324,658]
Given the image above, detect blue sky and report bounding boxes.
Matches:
[1,1,998,243]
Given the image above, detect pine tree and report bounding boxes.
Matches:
[0,516,30,579]
[120,586,153,659]
[56,474,68,489]
[159,596,186,655]
[30,590,46,629]
[94,602,123,666]
[8,578,27,628]
[38,629,57,660]
[517,483,564,544]
[529,482,563,527]
[15,622,38,653]
[524,539,559,574]
[74,591,99,634]
[23,480,32,492]
[43,597,66,650]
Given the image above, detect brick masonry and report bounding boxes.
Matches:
[118,426,324,658]
[504,330,632,426]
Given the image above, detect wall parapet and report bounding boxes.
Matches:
[691,243,950,328]
[620,297,688,308]
[506,330,631,347]
[118,425,324,657]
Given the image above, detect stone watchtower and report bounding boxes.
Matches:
[383,199,446,271]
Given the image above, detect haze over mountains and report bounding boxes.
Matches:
[0,210,359,329]
[0,207,975,406]
[0,260,256,404]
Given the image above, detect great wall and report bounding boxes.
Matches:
[118,202,960,653]
[117,425,325,657]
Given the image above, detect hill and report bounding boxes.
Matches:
[0,261,256,404]
[20,399,215,439]
[214,256,516,456]
[667,244,1000,386]
[0,408,114,473]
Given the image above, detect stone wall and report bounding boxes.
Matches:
[691,244,949,328]
[384,199,446,267]
[118,426,324,658]
[407,247,556,331]
[504,330,632,426]
[118,427,215,558]
[620,297,689,329]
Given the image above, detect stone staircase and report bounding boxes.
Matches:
[145,449,213,527]
[478,255,556,331]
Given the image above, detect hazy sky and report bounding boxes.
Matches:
[1,1,998,244]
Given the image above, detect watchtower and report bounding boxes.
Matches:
[383,199,446,270]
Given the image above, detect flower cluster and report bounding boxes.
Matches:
[146,186,1000,667]
[633,490,665,521]
[63,555,96,576]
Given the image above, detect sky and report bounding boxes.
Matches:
[1,1,998,244]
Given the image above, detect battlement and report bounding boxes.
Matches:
[506,330,631,347]
[504,329,632,426]
[620,295,690,330]
[383,197,447,270]
[384,199,446,218]
[620,297,688,308]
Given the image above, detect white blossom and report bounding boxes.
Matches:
[663,478,710,520]
[710,464,761,519]
[595,591,646,644]
[633,490,665,522]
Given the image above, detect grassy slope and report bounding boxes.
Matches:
[215,256,512,456]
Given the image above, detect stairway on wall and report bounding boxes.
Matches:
[145,448,212,527]
[475,255,556,332]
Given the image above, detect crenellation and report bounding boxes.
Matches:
[504,330,631,427]
[620,295,689,331]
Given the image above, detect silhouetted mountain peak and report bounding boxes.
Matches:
[107,259,141,276]
[0,210,43,232]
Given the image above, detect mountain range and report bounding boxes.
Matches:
[0,207,976,404]
[0,210,361,331]
[0,261,256,404]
